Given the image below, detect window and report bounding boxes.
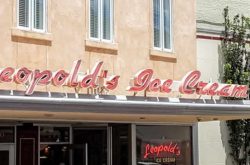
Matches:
[40,127,70,165]
[90,0,113,42]
[153,0,172,51]
[18,0,46,32]
[136,125,192,165]
[40,127,70,143]
[0,127,15,143]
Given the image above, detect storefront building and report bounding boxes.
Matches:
[0,0,249,165]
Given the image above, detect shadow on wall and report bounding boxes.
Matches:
[220,121,234,165]
[218,45,224,82]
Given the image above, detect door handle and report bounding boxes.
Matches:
[85,143,88,165]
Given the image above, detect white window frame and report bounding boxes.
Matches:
[153,0,173,52]
[89,0,114,43]
[17,0,47,33]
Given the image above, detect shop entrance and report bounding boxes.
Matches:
[16,125,38,165]
[73,127,108,165]
[72,124,131,165]
[0,144,15,165]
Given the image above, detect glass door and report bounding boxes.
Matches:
[0,144,15,165]
[73,127,108,165]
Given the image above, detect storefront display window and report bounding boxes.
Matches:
[40,126,70,165]
[40,127,70,143]
[0,127,14,143]
[136,125,192,165]
[40,144,69,165]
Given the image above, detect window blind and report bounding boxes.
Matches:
[19,0,29,28]
[163,0,171,49]
[102,0,111,40]
[90,0,99,38]
[34,0,44,30]
[153,0,161,48]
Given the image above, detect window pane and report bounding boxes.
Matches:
[40,144,69,165]
[40,127,70,143]
[0,151,9,165]
[19,0,29,27]
[90,0,99,38]
[0,127,14,143]
[112,124,131,165]
[153,0,161,48]
[163,0,171,49]
[34,0,45,30]
[102,0,111,40]
[136,125,192,165]
[73,128,107,165]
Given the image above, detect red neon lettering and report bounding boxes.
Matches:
[196,81,208,95]
[230,85,248,98]
[143,142,181,159]
[14,67,32,84]
[148,79,161,92]
[160,79,173,93]
[127,69,153,91]
[217,85,231,97]
[105,75,120,90]
[80,61,103,88]
[0,67,15,82]
[207,83,219,96]
[0,61,121,95]
[67,60,81,87]
[179,70,201,94]
[25,70,52,95]
[52,70,69,86]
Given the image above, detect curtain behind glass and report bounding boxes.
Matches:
[163,0,171,49]
[153,0,161,48]
[90,0,99,38]
[102,0,111,40]
[34,0,44,30]
[19,0,30,27]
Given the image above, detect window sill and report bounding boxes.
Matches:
[11,28,53,42]
[85,40,118,55]
[150,49,177,63]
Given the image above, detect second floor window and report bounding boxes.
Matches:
[18,0,46,32]
[153,0,172,51]
[90,0,113,42]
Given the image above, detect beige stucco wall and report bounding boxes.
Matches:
[0,0,196,97]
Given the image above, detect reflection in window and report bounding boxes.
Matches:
[40,144,69,165]
[112,124,131,165]
[136,125,192,165]
[40,127,70,165]
[0,127,14,143]
[40,127,70,143]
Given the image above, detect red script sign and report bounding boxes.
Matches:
[0,60,120,95]
[144,142,181,158]
[127,70,248,98]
